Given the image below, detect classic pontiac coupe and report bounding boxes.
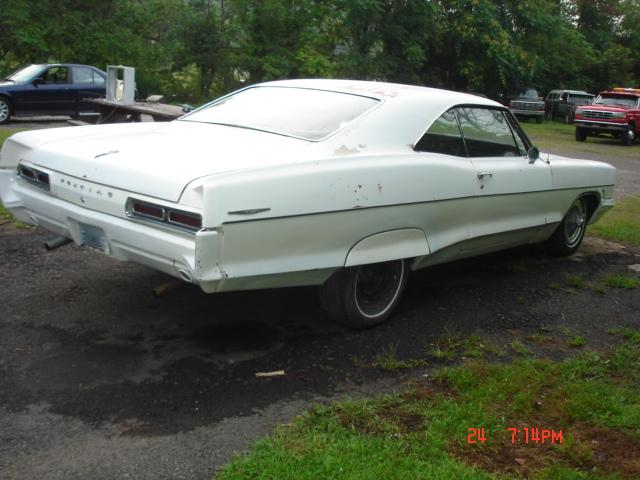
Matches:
[0,80,616,328]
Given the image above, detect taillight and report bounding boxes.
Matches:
[128,198,202,232]
[167,210,202,230]
[18,164,50,190]
[132,201,165,220]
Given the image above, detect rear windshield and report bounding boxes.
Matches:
[181,86,380,141]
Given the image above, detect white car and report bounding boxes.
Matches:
[0,79,616,328]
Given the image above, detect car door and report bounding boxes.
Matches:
[71,66,106,115]
[412,108,477,255]
[455,106,552,252]
[28,66,76,115]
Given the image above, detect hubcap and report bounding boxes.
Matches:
[564,199,587,247]
[0,100,8,122]
[354,260,404,319]
[629,129,636,142]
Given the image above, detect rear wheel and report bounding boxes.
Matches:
[320,259,408,329]
[575,127,587,142]
[621,124,635,146]
[0,97,11,124]
[546,197,588,256]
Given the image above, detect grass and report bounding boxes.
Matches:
[217,331,640,480]
[589,196,640,248]
[510,340,533,357]
[374,343,428,371]
[0,128,25,227]
[0,127,17,146]
[566,336,586,348]
[603,273,640,289]
[521,120,640,161]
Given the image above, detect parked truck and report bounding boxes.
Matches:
[574,87,640,146]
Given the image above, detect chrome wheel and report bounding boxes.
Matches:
[320,258,409,329]
[564,198,587,248]
[0,99,10,123]
[354,260,405,319]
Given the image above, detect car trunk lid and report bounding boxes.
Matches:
[23,121,309,202]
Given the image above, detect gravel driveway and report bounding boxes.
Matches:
[1,128,639,479]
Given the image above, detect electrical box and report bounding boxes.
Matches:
[106,65,135,105]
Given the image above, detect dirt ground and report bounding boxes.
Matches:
[1,125,639,479]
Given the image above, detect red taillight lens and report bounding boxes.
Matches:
[18,164,50,190]
[128,198,201,232]
[168,210,202,230]
[36,171,50,185]
[19,165,36,179]
[132,201,165,220]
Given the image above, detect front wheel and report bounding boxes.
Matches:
[545,197,588,256]
[0,97,12,124]
[320,259,408,329]
[621,124,635,146]
[575,127,587,142]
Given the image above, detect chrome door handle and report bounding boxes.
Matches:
[477,172,493,179]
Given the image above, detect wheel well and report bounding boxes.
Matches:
[581,193,600,222]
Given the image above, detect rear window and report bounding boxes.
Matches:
[181,86,379,141]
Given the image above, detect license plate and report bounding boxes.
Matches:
[78,223,107,251]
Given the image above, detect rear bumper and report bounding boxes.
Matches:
[574,120,627,132]
[0,169,222,285]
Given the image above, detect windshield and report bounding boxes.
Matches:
[6,64,46,82]
[568,94,594,104]
[518,89,539,99]
[595,95,638,108]
[181,86,380,141]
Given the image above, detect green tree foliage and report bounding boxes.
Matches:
[0,0,638,103]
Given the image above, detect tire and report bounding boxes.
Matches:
[320,259,408,329]
[565,112,573,124]
[545,197,588,256]
[575,127,587,142]
[0,97,12,124]
[621,124,635,146]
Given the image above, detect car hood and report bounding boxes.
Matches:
[580,104,632,112]
[15,121,310,202]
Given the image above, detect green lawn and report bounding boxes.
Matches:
[217,330,640,480]
[0,128,22,224]
[589,196,640,247]
[520,120,639,161]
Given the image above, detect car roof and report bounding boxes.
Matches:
[29,63,105,72]
[548,89,592,95]
[259,78,502,108]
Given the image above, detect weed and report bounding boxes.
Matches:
[603,273,640,289]
[565,273,587,289]
[566,336,586,347]
[374,343,427,371]
[510,340,533,357]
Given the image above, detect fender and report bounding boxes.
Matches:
[345,228,430,267]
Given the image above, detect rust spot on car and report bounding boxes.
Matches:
[333,145,360,156]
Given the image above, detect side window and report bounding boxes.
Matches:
[72,67,94,84]
[456,107,520,157]
[43,67,69,84]
[93,71,106,86]
[414,109,466,157]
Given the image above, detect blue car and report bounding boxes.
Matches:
[0,64,107,124]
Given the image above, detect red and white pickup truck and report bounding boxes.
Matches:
[574,87,639,146]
